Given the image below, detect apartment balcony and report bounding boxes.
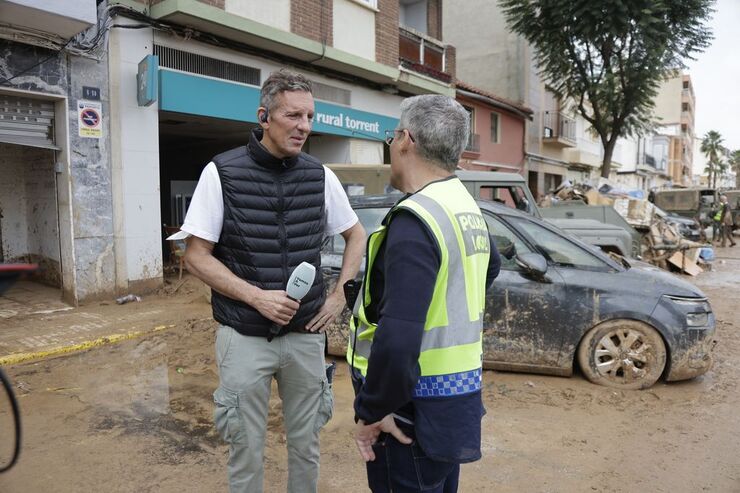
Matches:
[542,111,576,147]
[0,0,97,39]
[636,153,665,174]
[398,26,453,84]
[463,133,480,155]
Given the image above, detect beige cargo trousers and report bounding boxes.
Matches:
[213,325,334,493]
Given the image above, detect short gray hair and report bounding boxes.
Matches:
[398,95,469,171]
[260,69,313,112]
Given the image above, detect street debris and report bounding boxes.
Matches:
[116,294,142,305]
[540,181,712,275]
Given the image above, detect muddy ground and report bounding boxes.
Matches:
[1,248,739,492]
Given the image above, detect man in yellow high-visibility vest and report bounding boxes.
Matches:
[349,95,501,492]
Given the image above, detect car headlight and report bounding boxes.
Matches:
[685,312,709,327]
[664,295,712,327]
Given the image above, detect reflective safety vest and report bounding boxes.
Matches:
[714,208,723,222]
[347,177,490,398]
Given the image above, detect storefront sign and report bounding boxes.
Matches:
[137,55,159,107]
[157,69,397,141]
[313,103,397,141]
[78,100,102,138]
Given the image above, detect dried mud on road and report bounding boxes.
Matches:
[1,251,739,492]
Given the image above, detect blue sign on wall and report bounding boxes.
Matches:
[313,102,398,141]
[137,55,159,107]
[157,69,397,141]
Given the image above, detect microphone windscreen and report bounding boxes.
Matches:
[286,262,316,300]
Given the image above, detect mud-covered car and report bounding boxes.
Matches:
[322,195,716,390]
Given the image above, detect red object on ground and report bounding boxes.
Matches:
[0,264,39,273]
[0,263,38,296]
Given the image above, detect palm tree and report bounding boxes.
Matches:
[700,131,724,188]
[716,159,729,189]
[730,150,740,189]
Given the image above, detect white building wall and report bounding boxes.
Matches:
[333,0,376,61]
[4,0,96,24]
[350,138,383,164]
[654,75,683,125]
[443,0,527,103]
[225,0,291,32]
[109,20,163,289]
[617,136,638,172]
[308,135,351,164]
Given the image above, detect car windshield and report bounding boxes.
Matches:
[509,216,611,270]
[329,206,389,253]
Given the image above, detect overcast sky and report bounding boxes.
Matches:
[687,0,740,151]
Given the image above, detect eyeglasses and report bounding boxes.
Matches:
[384,129,415,146]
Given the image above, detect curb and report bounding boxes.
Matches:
[0,324,176,367]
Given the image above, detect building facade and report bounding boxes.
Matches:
[455,81,532,175]
[653,73,695,187]
[443,0,693,197]
[0,0,108,304]
[106,0,456,299]
[442,0,570,197]
[2,0,458,302]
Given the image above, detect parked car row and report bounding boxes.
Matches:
[323,194,716,390]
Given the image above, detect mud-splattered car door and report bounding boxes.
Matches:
[507,216,619,368]
[482,213,572,373]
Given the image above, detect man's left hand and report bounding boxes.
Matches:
[354,415,412,462]
[306,291,344,332]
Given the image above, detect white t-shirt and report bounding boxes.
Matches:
[176,162,358,243]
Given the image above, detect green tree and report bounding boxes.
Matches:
[499,0,714,178]
[700,130,723,188]
[715,159,728,189]
[730,150,740,189]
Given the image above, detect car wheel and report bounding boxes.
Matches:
[577,320,666,390]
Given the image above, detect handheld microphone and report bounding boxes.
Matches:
[267,262,316,341]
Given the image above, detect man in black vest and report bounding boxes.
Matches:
[181,70,365,492]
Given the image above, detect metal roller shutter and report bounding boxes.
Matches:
[0,94,60,150]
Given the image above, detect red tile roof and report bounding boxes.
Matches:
[455,79,533,116]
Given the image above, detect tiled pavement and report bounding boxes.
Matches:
[0,280,210,365]
[0,281,72,319]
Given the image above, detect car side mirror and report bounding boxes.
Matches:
[515,253,548,279]
[493,235,517,260]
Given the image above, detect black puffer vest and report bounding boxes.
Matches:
[211,128,326,338]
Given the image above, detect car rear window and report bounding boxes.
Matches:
[330,207,389,253]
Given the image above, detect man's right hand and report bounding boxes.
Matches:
[251,289,300,325]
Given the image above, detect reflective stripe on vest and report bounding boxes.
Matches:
[347,178,490,397]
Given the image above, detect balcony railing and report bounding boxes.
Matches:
[542,111,576,146]
[465,133,480,153]
[398,27,451,83]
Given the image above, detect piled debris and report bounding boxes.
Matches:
[541,182,711,275]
